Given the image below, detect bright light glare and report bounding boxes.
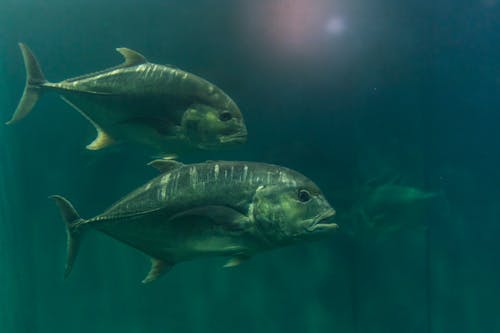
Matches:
[325,17,346,35]
[241,0,348,60]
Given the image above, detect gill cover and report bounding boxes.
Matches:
[252,183,336,243]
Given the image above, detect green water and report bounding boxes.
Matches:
[0,1,498,332]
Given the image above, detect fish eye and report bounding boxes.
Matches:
[297,189,311,202]
[219,111,232,122]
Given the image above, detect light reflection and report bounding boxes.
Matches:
[325,17,346,36]
[266,0,326,48]
[241,0,347,61]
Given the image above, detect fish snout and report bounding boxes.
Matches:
[219,127,248,145]
[306,208,338,233]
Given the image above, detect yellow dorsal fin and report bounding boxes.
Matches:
[116,47,147,67]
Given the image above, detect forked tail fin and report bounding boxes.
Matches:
[49,195,86,278]
[6,43,47,125]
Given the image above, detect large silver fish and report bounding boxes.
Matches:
[51,160,337,283]
[7,43,247,153]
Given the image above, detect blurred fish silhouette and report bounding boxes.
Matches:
[340,176,440,239]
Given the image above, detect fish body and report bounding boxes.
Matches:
[51,160,337,283]
[8,44,247,153]
[344,183,438,239]
[365,184,438,213]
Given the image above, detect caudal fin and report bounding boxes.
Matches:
[6,43,47,125]
[50,195,86,278]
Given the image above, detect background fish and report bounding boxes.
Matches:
[7,43,247,154]
[339,179,439,240]
[51,160,337,283]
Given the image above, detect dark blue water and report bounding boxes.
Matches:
[0,1,498,332]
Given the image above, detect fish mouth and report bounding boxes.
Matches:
[219,132,248,144]
[305,209,338,233]
[197,132,247,150]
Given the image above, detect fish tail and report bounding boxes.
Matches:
[6,43,48,125]
[49,195,86,279]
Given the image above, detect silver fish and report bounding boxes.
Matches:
[51,160,337,283]
[7,43,247,153]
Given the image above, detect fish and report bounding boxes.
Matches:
[364,183,439,213]
[342,181,439,239]
[50,160,337,283]
[7,43,247,153]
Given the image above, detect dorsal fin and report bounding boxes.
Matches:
[148,158,184,173]
[116,47,147,67]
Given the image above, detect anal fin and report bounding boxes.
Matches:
[142,258,172,284]
[223,255,249,268]
[86,128,115,150]
[60,96,116,150]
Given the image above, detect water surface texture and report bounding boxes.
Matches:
[0,1,498,332]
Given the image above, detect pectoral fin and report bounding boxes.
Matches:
[119,116,176,136]
[168,206,250,231]
[148,158,183,173]
[142,258,172,284]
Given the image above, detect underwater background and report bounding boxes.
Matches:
[0,0,499,332]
